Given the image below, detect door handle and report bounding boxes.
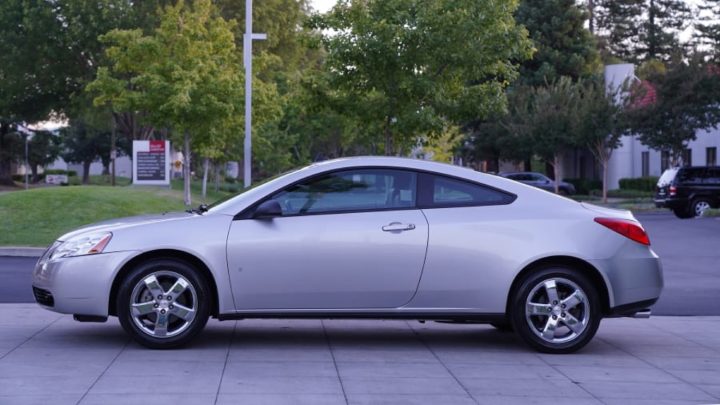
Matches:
[382,222,416,232]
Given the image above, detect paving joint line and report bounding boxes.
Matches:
[0,315,62,361]
[405,320,479,405]
[322,319,348,405]
[597,336,720,401]
[213,320,238,405]
[75,338,130,405]
[533,352,605,403]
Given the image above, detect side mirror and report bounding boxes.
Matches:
[253,200,282,219]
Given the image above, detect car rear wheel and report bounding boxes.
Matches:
[691,198,712,217]
[117,259,210,349]
[510,267,601,354]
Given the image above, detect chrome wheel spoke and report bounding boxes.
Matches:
[544,280,559,303]
[143,275,165,297]
[563,313,585,334]
[527,302,551,315]
[132,301,156,316]
[154,312,170,337]
[542,316,558,340]
[167,278,189,297]
[169,302,195,322]
[561,291,584,311]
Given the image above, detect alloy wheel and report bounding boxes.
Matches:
[129,270,198,338]
[524,277,590,345]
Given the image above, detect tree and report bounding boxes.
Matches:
[694,0,720,60]
[516,0,600,86]
[28,131,62,182]
[637,0,692,62]
[308,0,533,155]
[593,0,644,62]
[626,57,720,164]
[576,80,627,202]
[60,121,112,184]
[508,78,582,193]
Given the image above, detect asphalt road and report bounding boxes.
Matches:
[1,212,718,315]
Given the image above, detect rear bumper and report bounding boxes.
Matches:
[607,298,658,317]
[654,197,686,209]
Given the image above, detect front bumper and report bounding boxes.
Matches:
[32,250,137,317]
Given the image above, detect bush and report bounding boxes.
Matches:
[564,178,602,195]
[618,176,659,192]
[45,169,77,176]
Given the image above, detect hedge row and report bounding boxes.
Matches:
[618,176,659,191]
[564,178,602,195]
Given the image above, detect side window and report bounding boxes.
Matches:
[424,174,514,207]
[678,168,704,184]
[705,169,720,184]
[270,169,417,216]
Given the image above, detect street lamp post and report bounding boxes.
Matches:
[243,0,266,189]
[24,134,29,190]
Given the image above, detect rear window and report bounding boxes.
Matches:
[421,174,515,207]
[657,168,679,187]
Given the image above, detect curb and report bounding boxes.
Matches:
[0,247,45,258]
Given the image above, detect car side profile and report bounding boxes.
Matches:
[500,172,576,195]
[32,157,663,353]
[655,166,720,218]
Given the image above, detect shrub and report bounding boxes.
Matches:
[564,178,602,195]
[45,169,77,176]
[618,176,659,191]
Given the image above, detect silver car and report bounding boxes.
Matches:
[32,157,663,353]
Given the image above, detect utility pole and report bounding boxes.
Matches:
[243,0,266,189]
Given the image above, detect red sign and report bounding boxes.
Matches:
[149,140,165,153]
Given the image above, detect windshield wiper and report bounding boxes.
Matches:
[186,204,208,215]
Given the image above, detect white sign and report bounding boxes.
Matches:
[132,140,171,185]
[45,174,68,185]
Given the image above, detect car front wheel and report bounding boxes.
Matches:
[117,259,210,349]
[510,267,601,354]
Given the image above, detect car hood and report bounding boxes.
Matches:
[56,211,196,242]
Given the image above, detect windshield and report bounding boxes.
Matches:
[657,167,679,187]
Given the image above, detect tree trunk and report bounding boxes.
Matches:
[183,131,192,207]
[214,162,221,193]
[602,159,609,203]
[384,116,393,156]
[0,123,16,186]
[82,161,91,184]
[201,157,209,201]
[553,153,563,194]
[31,165,39,183]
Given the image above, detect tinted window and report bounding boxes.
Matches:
[426,175,513,207]
[678,168,705,184]
[270,169,417,215]
[705,168,720,184]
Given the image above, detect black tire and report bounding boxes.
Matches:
[117,258,210,349]
[490,321,514,332]
[509,266,601,354]
[673,207,694,219]
[690,198,712,218]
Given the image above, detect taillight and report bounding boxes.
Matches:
[669,186,676,196]
[594,218,651,246]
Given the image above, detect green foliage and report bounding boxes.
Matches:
[637,0,691,61]
[594,0,644,63]
[564,178,603,195]
[618,176,660,191]
[309,0,533,155]
[694,0,720,61]
[626,57,720,162]
[516,0,600,86]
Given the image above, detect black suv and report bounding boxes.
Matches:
[655,166,720,218]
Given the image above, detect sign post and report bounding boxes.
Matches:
[132,140,171,186]
[243,0,266,189]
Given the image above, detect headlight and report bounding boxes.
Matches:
[49,232,113,260]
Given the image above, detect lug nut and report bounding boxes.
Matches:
[561,312,566,317]
[167,296,172,301]
[552,300,558,305]
[157,295,163,300]
[169,305,174,310]
[561,304,566,309]
[153,303,159,308]
[160,309,166,314]
[552,315,557,320]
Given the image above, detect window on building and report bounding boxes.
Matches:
[707,147,717,167]
[641,151,650,177]
[661,151,670,172]
[682,149,692,167]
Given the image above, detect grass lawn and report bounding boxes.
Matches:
[0,182,236,247]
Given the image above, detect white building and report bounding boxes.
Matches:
[604,64,719,189]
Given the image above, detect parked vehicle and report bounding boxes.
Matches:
[33,157,662,353]
[654,166,720,218]
[500,172,576,195]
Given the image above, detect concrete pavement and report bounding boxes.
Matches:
[0,304,718,405]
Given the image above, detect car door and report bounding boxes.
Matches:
[226,168,429,310]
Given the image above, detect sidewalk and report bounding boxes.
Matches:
[0,304,718,405]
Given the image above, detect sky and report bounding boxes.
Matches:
[310,0,336,13]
